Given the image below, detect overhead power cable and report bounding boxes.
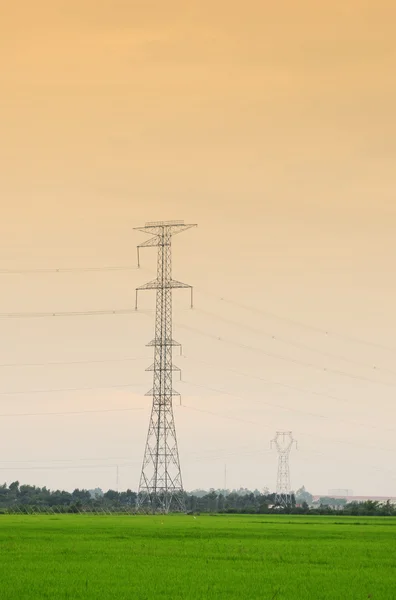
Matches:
[181,403,396,476]
[182,355,351,406]
[194,307,396,378]
[0,382,147,397]
[0,448,272,471]
[1,307,393,392]
[0,308,201,319]
[0,463,137,472]
[1,263,393,352]
[183,355,396,417]
[196,288,396,354]
[0,266,139,274]
[0,455,136,464]
[0,356,149,369]
[295,447,396,482]
[179,379,396,443]
[0,443,266,465]
[0,309,146,319]
[176,322,396,390]
[0,407,145,418]
[0,444,259,464]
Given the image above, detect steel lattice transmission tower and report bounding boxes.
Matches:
[134,221,197,513]
[271,431,297,507]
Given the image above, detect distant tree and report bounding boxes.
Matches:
[319,497,346,509]
[380,500,395,516]
[207,490,218,512]
[49,490,72,506]
[1,481,394,516]
[119,489,136,506]
[104,489,120,502]
[72,489,91,503]
[258,500,270,514]
[189,489,208,498]
[295,486,313,505]
[362,500,379,515]
[9,481,19,493]
[88,488,104,500]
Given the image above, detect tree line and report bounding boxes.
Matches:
[1,482,395,516]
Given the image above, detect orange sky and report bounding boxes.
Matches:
[0,1,396,495]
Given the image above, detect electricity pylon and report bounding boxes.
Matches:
[271,431,297,507]
[135,221,197,513]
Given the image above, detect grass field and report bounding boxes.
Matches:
[1,515,395,599]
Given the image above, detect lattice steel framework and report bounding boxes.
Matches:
[271,431,297,507]
[135,221,197,513]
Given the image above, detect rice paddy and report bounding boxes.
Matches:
[1,514,395,599]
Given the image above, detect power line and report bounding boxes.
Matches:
[0,299,392,389]
[296,447,396,482]
[4,333,387,413]
[1,397,394,481]
[0,321,392,431]
[1,257,394,488]
[0,356,150,368]
[176,322,396,389]
[180,403,265,428]
[180,379,336,425]
[1,263,393,356]
[0,463,136,472]
[6,303,390,388]
[0,382,146,397]
[1,264,392,356]
[0,309,148,319]
[0,456,137,464]
[179,380,396,449]
[0,448,239,465]
[196,289,396,354]
[2,264,392,358]
[2,306,390,389]
[2,371,390,453]
[194,307,396,378]
[183,355,396,430]
[1,438,395,482]
[0,445,270,467]
[0,407,145,418]
[0,308,202,319]
[182,397,381,458]
[0,266,139,274]
[183,355,353,407]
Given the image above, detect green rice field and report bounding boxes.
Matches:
[1,514,395,599]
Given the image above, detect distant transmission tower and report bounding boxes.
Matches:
[271,431,297,507]
[135,221,197,513]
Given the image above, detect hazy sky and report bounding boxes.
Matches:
[1,1,396,496]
